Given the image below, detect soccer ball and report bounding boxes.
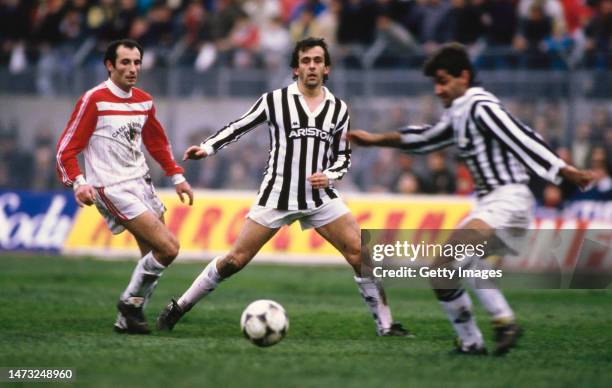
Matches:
[240,299,289,347]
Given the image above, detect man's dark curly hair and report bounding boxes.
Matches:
[104,39,143,76]
[423,42,477,86]
[290,37,331,82]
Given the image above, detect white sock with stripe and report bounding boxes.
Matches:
[177,257,223,310]
[464,262,515,322]
[121,251,166,306]
[354,276,393,334]
[439,289,484,349]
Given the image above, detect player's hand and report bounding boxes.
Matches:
[183,145,208,161]
[308,172,329,189]
[175,181,194,206]
[74,185,96,207]
[348,130,377,146]
[560,166,594,191]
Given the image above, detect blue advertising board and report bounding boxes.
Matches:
[0,191,79,252]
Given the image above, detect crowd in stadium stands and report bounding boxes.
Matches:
[0,0,611,72]
[1,0,610,208]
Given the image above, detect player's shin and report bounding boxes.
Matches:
[120,251,166,306]
[464,263,515,324]
[436,288,484,349]
[353,276,394,335]
[471,286,514,324]
[177,256,223,310]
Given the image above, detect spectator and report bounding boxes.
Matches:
[391,154,426,194]
[0,129,33,190]
[477,0,518,68]
[514,2,554,68]
[179,0,214,65]
[572,122,593,169]
[259,16,291,69]
[336,0,377,67]
[243,0,281,27]
[212,0,246,66]
[421,151,456,194]
[412,0,453,53]
[289,6,322,43]
[448,0,486,45]
[31,129,62,191]
[455,160,474,195]
[0,0,34,68]
[228,13,260,68]
[585,0,612,68]
[317,0,341,52]
[363,11,417,68]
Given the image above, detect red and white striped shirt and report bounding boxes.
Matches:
[56,79,183,187]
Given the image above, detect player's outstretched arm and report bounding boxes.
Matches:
[183,145,209,161]
[348,130,402,147]
[559,165,595,191]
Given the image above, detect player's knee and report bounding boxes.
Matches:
[170,237,180,258]
[433,288,464,302]
[158,236,180,264]
[344,237,362,265]
[218,252,250,277]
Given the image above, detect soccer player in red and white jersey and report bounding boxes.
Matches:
[56,39,194,334]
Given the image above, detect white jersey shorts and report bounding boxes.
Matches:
[93,175,165,235]
[460,183,535,252]
[247,198,350,230]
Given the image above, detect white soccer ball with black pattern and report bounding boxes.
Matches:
[240,299,289,347]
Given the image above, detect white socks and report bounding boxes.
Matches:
[177,257,223,310]
[121,251,166,305]
[439,290,484,348]
[472,288,514,322]
[464,262,515,322]
[354,276,393,334]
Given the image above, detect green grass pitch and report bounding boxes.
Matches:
[1,255,611,387]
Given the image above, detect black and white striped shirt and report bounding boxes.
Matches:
[201,82,351,210]
[398,87,566,197]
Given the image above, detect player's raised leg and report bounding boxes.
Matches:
[114,211,179,334]
[157,218,278,331]
[315,213,411,337]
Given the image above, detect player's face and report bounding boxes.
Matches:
[432,69,469,108]
[293,46,329,89]
[107,45,142,92]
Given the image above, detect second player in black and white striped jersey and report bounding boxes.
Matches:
[394,86,565,197]
[199,81,350,210]
[349,43,593,355]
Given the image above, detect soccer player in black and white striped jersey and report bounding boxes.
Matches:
[350,43,593,355]
[156,38,410,337]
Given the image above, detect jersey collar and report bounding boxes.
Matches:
[451,86,484,109]
[288,82,335,103]
[105,79,133,98]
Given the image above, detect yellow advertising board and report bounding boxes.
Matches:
[64,190,474,259]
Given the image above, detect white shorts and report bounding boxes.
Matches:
[94,175,165,235]
[247,198,350,230]
[460,184,535,252]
